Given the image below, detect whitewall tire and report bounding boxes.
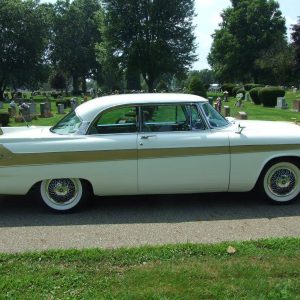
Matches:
[40,178,89,212]
[261,161,300,204]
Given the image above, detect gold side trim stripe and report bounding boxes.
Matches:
[139,146,229,159]
[0,144,300,167]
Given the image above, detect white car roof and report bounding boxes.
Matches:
[76,93,208,122]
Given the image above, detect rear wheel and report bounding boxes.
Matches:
[40,178,89,212]
[260,161,300,204]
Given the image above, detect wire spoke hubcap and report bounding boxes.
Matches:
[268,168,296,197]
[46,179,79,205]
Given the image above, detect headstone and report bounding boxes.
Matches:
[224,106,230,117]
[57,103,64,114]
[28,101,36,114]
[20,107,31,122]
[238,112,248,120]
[40,102,51,118]
[275,97,288,109]
[70,98,78,111]
[245,92,250,101]
[45,100,51,112]
[293,100,300,112]
[0,101,3,109]
[208,97,213,105]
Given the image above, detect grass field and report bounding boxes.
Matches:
[1,238,300,299]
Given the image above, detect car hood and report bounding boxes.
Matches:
[230,120,300,143]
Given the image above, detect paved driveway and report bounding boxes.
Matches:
[1,192,300,253]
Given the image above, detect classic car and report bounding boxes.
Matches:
[0,93,300,212]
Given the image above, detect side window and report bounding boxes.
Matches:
[90,106,137,134]
[189,105,206,130]
[142,104,190,132]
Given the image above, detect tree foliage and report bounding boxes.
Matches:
[0,0,52,99]
[208,0,286,83]
[291,17,300,78]
[100,0,196,91]
[51,0,102,94]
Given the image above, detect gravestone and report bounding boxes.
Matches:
[293,100,300,112]
[19,107,32,122]
[28,101,36,115]
[223,106,230,117]
[0,101,3,109]
[245,92,250,101]
[208,97,213,105]
[57,103,64,114]
[275,97,288,109]
[70,98,78,111]
[237,112,248,120]
[40,103,51,118]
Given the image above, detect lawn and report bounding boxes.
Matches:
[1,238,300,299]
[212,90,300,122]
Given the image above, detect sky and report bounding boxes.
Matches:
[42,0,300,71]
[194,0,300,70]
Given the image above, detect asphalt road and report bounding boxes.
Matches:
[1,192,300,253]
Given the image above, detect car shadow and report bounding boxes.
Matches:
[1,192,300,228]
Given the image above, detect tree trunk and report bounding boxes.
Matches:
[82,78,87,94]
[72,75,79,95]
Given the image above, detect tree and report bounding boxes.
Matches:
[50,72,67,91]
[208,0,286,83]
[255,41,294,85]
[51,0,102,94]
[100,0,196,92]
[0,0,52,99]
[188,76,207,98]
[291,17,300,79]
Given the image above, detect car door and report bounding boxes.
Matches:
[86,105,138,195]
[137,103,230,194]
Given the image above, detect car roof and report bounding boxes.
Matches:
[76,93,208,121]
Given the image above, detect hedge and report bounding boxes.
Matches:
[258,87,285,107]
[244,83,264,91]
[249,87,263,105]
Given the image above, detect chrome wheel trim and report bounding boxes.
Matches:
[41,178,83,211]
[263,162,300,202]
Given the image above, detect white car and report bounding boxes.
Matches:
[0,93,300,212]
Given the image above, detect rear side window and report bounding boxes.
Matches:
[89,106,138,134]
[141,104,206,132]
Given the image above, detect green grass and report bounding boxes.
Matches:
[211,90,300,122]
[1,238,300,299]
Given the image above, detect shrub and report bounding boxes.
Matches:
[244,83,264,91]
[188,77,207,98]
[221,83,236,96]
[258,87,285,107]
[249,87,263,105]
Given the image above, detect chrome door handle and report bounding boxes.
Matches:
[140,135,156,139]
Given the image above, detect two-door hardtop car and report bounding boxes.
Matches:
[1,93,300,212]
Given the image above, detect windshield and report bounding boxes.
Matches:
[51,111,83,135]
[201,103,229,128]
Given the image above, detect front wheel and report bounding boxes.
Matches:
[40,178,90,212]
[260,161,300,204]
